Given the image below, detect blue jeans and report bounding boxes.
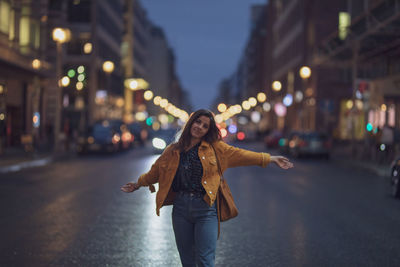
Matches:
[172,192,218,267]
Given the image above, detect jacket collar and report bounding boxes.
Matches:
[171,140,212,155]
[200,140,211,148]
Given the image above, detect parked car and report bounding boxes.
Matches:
[390,157,400,198]
[279,131,300,155]
[108,119,134,150]
[264,130,283,148]
[76,121,121,154]
[127,122,149,147]
[288,132,331,159]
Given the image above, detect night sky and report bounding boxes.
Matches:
[140,0,267,111]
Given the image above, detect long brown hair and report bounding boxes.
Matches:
[176,109,221,151]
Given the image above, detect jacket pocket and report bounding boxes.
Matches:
[208,157,219,175]
[208,157,217,165]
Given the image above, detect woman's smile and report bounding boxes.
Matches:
[190,115,210,139]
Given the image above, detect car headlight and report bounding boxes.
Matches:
[112,134,121,144]
[152,138,166,149]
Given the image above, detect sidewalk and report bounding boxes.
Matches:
[245,140,391,178]
[331,143,391,177]
[0,147,75,174]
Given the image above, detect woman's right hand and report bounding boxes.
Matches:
[121,182,140,193]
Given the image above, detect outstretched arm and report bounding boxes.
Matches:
[217,141,270,168]
[121,144,174,193]
[120,160,159,193]
[270,156,294,169]
[216,141,293,170]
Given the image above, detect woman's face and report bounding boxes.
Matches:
[190,115,211,140]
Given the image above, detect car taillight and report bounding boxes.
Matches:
[299,140,307,147]
[289,140,296,148]
[122,132,132,142]
[237,132,245,140]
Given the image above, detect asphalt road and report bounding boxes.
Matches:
[1,142,400,266]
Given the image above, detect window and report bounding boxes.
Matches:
[0,0,10,34]
[8,8,14,40]
[32,20,40,49]
[18,6,40,53]
[19,16,30,46]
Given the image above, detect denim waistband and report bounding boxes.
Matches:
[176,191,205,198]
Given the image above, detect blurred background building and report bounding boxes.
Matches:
[2,0,400,159]
[0,0,52,153]
[214,0,400,158]
[48,0,125,148]
[316,0,400,142]
[0,0,189,154]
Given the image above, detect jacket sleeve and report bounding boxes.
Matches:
[136,144,173,192]
[136,161,159,193]
[218,141,270,169]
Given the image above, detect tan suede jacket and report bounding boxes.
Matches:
[137,140,271,216]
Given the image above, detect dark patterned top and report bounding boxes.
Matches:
[171,143,206,194]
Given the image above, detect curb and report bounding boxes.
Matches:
[0,151,76,174]
[0,157,54,174]
[333,157,390,178]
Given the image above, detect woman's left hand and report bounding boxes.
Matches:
[270,156,294,169]
[121,182,140,193]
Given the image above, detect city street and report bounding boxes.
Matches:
[1,142,400,267]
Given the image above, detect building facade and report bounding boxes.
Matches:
[0,0,53,152]
[267,0,348,134]
[124,1,187,123]
[0,0,186,154]
[317,0,400,143]
[219,0,351,138]
[52,0,125,133]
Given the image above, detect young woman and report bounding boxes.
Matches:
[121,109,293,267]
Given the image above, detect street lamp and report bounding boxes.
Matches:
[218,103,227,113]
[257,92,267,103]
[143,90,154,101]
[60,76,70,87]
[272,81,282,92]
[52,28,70,43]
[124,78,149,91]
[83,42,92,54]
[242,100,251,110]
[248,97,257,107]
[299,66,313,130]
[102,60,115,91]
[299,66,311,79]
[32,59,41,70]
[160,99,168,108]
[52,27,70,152]
[128,80,138,90]
[102,60,115,73]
